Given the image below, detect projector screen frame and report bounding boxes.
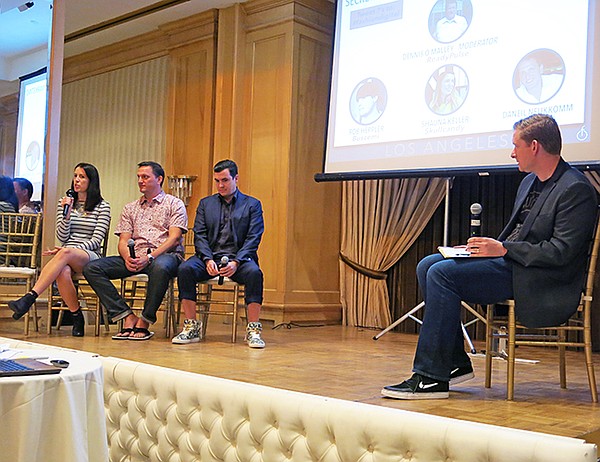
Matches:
[15,66,48,201]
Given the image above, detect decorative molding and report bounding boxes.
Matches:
[160,9,218,49]
[63,10,218,84]
[244,0,333,33]
[0,93,18,115]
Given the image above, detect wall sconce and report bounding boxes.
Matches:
[168,175,197,206]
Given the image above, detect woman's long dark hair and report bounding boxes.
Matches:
[0,176,18,211]
[71,163,103,211]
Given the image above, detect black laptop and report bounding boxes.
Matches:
[0,358,62,377]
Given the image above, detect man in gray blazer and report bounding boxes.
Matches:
[174,159,266,348]
[382,114,598,399]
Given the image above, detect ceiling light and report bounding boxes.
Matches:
[17,1,33,12]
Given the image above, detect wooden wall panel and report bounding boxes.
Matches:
[60,58,169,254]
[244,30,291,307]
[166,40,217,211]
[286,31,340,304]
[0,94,18,176]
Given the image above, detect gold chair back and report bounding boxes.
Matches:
[0,212,43,334]
[485,207,600,402]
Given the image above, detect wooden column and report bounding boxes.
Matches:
[232,0,341,324]
[163,12,219,212]
[42,0,65,253]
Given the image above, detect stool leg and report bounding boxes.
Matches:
[507,304,516,400]
[47,286,54,335]
[232,285,239,343]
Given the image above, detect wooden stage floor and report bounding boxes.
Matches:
[1,317,599,446]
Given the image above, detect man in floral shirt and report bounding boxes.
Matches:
[84,161,188,340]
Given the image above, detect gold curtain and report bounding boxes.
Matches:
[585,171,600,194]
[340,177,447,328]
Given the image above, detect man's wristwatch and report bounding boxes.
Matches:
[147,253,155,264]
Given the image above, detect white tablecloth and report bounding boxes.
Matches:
[0,348,108,462]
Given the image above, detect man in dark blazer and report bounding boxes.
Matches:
[382,114,598,399]
[174,159,266,348]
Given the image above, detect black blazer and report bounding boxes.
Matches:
[193,190,264,265]
[499,159,598,327]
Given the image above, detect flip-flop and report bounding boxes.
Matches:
[112,327,134,340]
[129,327,155,341]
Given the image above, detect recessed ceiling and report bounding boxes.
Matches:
[0,0,243,96]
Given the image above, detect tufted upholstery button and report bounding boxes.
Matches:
[367,444,374,452]
[405,450,412,459]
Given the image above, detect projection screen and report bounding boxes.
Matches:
[316,0,600,180]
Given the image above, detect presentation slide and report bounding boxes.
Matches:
[15,70,47,201]
[320,0,598,178]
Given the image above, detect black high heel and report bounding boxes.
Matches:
[72,309,85,337]
[8,292,37,320]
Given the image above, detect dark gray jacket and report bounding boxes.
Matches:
[499,159,597,327]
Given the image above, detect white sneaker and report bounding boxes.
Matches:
[245,322,265,348]
[172,319,201,344]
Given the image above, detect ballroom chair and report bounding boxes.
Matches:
[0,212,43,335]
[120,274,177,337]
[183,228,195,258]
[194,277,246,343]
[47,233,111,336]
[484,210,600,402]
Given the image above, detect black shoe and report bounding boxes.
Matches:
[449,365,474,386]
[9,293,36,320]
[71,310,85,337]
[381,374,449,400]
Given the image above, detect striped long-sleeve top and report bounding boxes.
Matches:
[56,200,111,258]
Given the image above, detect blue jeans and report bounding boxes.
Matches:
[178,255,264,305]
[83,254,180,324]
[413,253,514,381]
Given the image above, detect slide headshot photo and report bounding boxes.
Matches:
[349,78,388,125]
[426,65,469,116]
[429,0,473,44]
[513,49,565,104]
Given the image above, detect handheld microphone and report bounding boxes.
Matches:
[62,189,75,218]
[127,239,136,259]
[218,256,229,285]
[470,203,483,237]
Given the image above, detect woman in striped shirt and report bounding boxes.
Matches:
[9,163,111,336]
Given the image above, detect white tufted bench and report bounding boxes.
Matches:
[0,338,596,462]
[100,356,597,462]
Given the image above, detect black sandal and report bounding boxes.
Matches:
[129,327,155,341]
[112,327,134,340]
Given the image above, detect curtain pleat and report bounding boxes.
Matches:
[585,171,600,194]
[340,177,447,328]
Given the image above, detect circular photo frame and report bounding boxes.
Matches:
[425,64,469,116]
[513,49,565,104]
[349,78,388,125]
[429,0,473,44]
[25,141,41,171]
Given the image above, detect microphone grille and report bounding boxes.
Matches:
[127,239,135,246]
[470,203,482,214]
[221,256,229,264]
